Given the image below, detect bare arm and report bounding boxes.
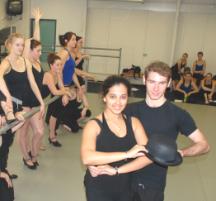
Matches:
[75,68,95,80]
[180,129,210,157]
[202,60,206,75]
[22,8,42,59]
[0,60,13,108]
[117,117,152,174]
[201,79,212,92]
[175,79,185,94]
[32,8,42,41]
[81,119,145,166]
[43,72,67,96]
[188,81,199,95]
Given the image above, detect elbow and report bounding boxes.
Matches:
[204,142,210,153]
[82,157,92,166]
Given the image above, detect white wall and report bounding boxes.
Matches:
[31,0,87,46]
[175,13,216,73]
[0,0,31,37]
[0,0,87,46]
[86,0,216,75]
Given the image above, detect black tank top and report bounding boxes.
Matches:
[4,58,31,106]
[33,67,50,99]
[26,66,50,107]
[204,80,212,89]
[75,57,84,70]
[84,113,136,192]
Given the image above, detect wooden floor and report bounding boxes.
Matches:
[8,93,216,201]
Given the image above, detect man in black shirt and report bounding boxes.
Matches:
[125,61,210,201]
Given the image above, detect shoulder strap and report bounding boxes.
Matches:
[64,48,71,57]
[22,57,27,69]
[91,118,103,129]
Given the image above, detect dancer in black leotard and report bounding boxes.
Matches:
[81,75,151,201]
[192,51,206,86]
[44,53,72,146]
[171,53,188,89]
[174,72,199,103]
[200,73,216,104]
[0,33,45,169]
[22,9,71,158]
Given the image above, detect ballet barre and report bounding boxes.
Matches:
[0,95,60,135]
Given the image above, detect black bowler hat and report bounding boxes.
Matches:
[144,135,183,166]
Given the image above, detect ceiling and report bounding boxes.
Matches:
[96,0,216,5]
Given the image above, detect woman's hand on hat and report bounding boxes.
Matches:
[126,145,146,159]
[178,149,184,157]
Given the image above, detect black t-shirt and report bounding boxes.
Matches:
[124,100,197,191]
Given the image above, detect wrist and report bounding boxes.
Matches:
[125,151,128,160]
[114,166,119,176]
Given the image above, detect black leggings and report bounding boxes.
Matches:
[132,184,164,201]
[85,187,132,201]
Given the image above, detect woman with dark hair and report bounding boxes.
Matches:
[200,73,216,104]
[74,36,95,87]
[174,72,199,103]
[0,31,45,169]
[58,32,81,88]
[192,51,206,86]
[21,9,71,164]
[44,53,72,146]
[81,75,151,201]
[171,53,189,88]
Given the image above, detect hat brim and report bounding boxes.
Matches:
[145,151,183,166]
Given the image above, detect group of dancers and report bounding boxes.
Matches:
[0,8,211,201]
[171,52,216,104]
[0,8,94,201]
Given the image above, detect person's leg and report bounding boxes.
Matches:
[173,91,184,101]
[48,115,61,147]
[135,185,164,201]
[85,187,112,201]
[0,177,14,201]
[16,107,35,168]
[29,111,44,164]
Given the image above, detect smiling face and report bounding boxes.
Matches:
[103,83,128,115]
[9,37,24,56]
[144,72,169,101]
[67,34,76,49]
[51,58,62,74]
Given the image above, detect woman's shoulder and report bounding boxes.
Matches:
[58,48,69,59]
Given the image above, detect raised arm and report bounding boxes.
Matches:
[23,8,42,59]
[32,8,42,41]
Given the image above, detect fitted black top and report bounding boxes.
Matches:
[125,100,197,190]
[4,58,31,107]
[84,113,136,192]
